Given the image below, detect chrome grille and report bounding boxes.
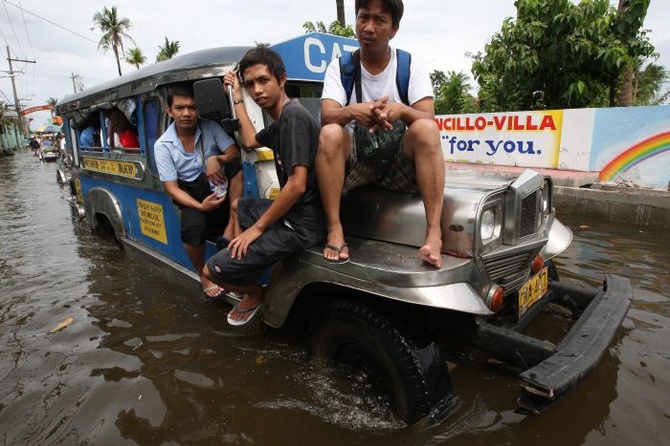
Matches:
[483,251,533,296]
[520,191,538,237]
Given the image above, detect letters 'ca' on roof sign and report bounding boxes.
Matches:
[271,32,359,83]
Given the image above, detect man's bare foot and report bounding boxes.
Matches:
[418,235,442,268]
[323,229,349,263]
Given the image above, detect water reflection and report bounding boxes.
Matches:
[1,152,668,445]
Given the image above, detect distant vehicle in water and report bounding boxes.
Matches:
[38,140,58,162]
[56,33,632,425]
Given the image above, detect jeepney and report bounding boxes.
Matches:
[56,33,632,424]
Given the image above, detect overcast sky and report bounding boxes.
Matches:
[1,0,669,130]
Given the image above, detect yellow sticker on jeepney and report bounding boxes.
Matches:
[137,199,168,244]
[74,178,83,203]
[81,157,143,180]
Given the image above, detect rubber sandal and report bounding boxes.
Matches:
[323,243,349,264]
[227,303,262,326]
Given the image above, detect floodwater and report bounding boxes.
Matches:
[1,150,668,446]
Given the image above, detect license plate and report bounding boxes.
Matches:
[518,267,549,318]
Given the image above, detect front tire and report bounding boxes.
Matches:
[309,299,453,424]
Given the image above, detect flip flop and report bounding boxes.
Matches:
[323,243,350,265]
[227,303,262,326]
[203,284,226,300]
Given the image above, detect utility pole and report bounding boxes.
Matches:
[70,73,84,93]
[6,46,36,137]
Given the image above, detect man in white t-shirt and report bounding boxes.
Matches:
[316,0,445,268]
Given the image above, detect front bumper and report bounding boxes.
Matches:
[472,274,632,414]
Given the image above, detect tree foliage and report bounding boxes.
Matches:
[156,38,181,62]
[125,47,147,69]
[429,70,448,98]
[432,70,477,115]
[303,20,355,38]
[471,0,656,111]
[92,6,134,77]
[633,63,670,105]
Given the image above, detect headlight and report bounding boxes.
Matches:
[480,205,502,245]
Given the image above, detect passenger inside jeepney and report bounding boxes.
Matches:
[106,108,140,150]
[79,114,101,148]
[154,82,242,300]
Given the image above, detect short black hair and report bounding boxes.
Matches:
[167,82,194,107]
[355,0,404,26]
[238,47,286,83]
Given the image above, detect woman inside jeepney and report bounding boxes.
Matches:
[79,114,101,148]
[106,108,140,150]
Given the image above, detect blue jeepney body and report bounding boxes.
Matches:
[57,33,359,270]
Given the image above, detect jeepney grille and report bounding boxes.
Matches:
[520,192,538,237]
[483,251,532,296]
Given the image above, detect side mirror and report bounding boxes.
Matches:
[193,78,239,132]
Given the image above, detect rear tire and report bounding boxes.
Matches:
[309,299,452,424]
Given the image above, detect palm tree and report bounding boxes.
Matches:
[613,0,652,106]
[336,0,346,27]
[46,97,58,109]
[92,6,134,76]
[156,37,181,62]
[125,47,147,69]
[46,97,61,125]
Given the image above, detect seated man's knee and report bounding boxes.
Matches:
[405,119,441,154]
[319,124,348,156]
[408,118,439,137]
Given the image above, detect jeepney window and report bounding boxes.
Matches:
[76,112,102,151]
[143,98,161,174]
[106,107,140,152]
[286,82,322,123]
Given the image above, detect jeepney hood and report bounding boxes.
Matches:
[341,168,553,258]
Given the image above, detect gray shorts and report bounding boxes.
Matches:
[206,198,308,286]
[345,131,419,193]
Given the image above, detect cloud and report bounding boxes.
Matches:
[1,0,668,129]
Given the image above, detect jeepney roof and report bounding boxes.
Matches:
[56,32,358,114]
[57,46,252,113]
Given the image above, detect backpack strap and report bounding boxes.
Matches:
[339,49,360,106]
[395,49,411,106]
[339,48,412,106]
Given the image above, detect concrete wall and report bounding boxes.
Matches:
[436,105,670,189]
[554,185,670,231]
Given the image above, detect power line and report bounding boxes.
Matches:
[0,87,12,103]
[18,0,35,60]
[0,15,8,45]
[2,0,26,59]
[3,0,98,45]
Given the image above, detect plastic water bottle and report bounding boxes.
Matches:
[209,177,228,199]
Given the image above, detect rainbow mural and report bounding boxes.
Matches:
[599,130,670,181]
